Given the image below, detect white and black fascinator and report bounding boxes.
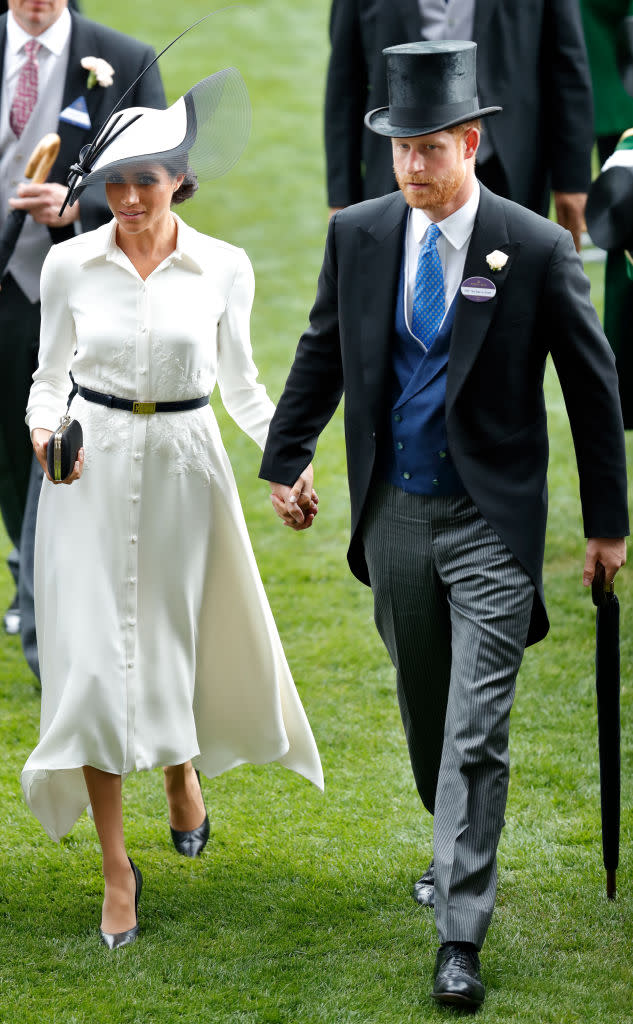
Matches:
[60,14,251,215]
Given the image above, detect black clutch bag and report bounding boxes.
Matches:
[47,415,83,482]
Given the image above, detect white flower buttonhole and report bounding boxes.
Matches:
[486,249,508,272]
[81,56,115,89]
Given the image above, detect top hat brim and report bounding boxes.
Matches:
[586,165,633,251]
[365,104,502,138]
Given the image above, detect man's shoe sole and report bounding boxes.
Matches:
[431,990,483,1010]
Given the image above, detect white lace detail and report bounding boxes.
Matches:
[148,336,213,401]
[72,402,219,484]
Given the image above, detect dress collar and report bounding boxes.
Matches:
[79,214,205,274]
[410,180,480,251]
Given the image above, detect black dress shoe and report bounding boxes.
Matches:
[100,857,142,950]
[170,769,210,857]
[431,942,485,1010]
[412,858,434,907]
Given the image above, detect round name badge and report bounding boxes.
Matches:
[460,276,497,302]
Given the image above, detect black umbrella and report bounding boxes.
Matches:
[0,133,60,280]
[591,562,621,900]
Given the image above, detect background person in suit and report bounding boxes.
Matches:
[580,0,633,428]
[0,0,165,674]
[324,0,593,250]
[261,42,628,1009]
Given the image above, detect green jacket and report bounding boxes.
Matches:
[581,0,633,136]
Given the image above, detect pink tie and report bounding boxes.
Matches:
[9,39,41,139]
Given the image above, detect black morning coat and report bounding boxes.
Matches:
[260,185,630,646]
[0,9,167,238]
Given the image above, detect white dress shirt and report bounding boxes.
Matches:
[404,180,480,344]
[0,7,71,301]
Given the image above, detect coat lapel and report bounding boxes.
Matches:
[0,17,6,91]
[446,184,517,415]
[53,15,108,181]
[473,0,497,39]
[359,192,408,419]
[398,0,425,42]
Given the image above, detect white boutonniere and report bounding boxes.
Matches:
[81,56,115,89]
[486,249,508,272]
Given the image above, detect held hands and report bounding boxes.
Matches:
[583,537,626,588]
[269,464,318,531]
[31,427,84,485]
[9,182,79,228]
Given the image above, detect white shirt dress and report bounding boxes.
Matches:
[21,215,323,841]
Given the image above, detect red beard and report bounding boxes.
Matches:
[395,161,466,210]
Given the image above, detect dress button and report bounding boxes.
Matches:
[139,367,146,375]
[131,494,140,502]
[131,535,138,543]
[394,413,402,423]
[129,576,137,584]
[134,453,142,461]
[402,471,411,480]
[128,617,136,627]
[396,441,404,451]
[439,450,447,459]
[127,661,134,669]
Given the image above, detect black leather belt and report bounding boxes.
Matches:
[77,385,210,415]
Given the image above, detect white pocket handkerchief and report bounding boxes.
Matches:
[59,96,91,130]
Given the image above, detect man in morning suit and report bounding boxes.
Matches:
[260,42,628,1009]
[325,0,593,251]
[0,0,165,675]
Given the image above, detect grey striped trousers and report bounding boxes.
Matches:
[362,483,534,948]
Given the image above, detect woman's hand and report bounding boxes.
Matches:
[32,427,85,485]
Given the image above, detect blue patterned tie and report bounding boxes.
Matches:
[411,223,445,348]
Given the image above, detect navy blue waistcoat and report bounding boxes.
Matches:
[382,249,465,495]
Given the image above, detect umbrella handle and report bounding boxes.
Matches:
[607,869,617,900]
[24,133,61,185]
[592,561,615,607]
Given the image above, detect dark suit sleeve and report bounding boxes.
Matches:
[545,231,629,537]
[128,44,166,111]
[324,0,369,207]
[78,42,166,232]
[542,0,594,193]
[260,220,345,484]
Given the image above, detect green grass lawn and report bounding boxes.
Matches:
[0,2,632,1021]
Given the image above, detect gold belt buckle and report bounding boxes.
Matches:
[132,401,156,415]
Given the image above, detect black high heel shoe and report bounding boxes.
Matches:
[99,857,142,950]
[170,769,210,858]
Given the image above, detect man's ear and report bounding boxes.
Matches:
[463,127,480,160]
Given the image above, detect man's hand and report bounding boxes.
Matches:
[269,465,318,531]
[583,537,626,587]
[553,191,587,253]
[9,182,79,228]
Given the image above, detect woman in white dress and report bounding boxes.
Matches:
[21,69,322,949]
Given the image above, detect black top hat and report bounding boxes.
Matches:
[586,164,633,252]
[365,41,501,138]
